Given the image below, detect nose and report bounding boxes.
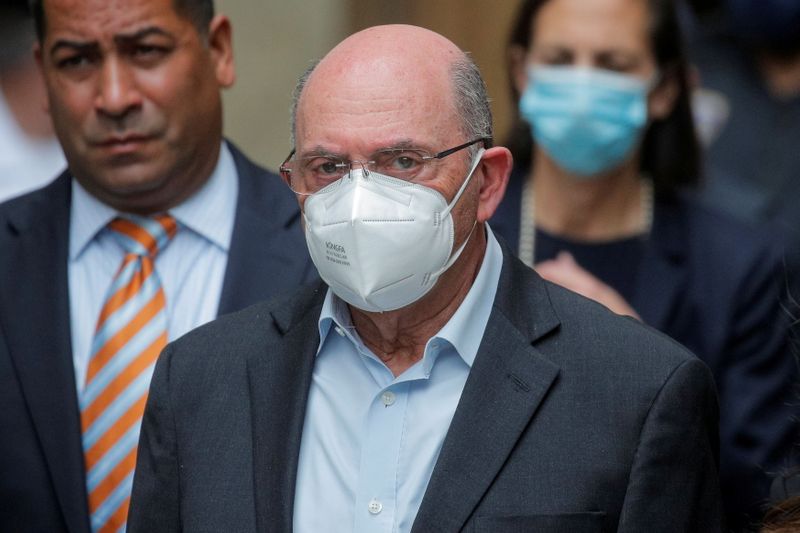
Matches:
[94,57,141,119]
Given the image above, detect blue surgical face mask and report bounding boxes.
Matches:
[519,66,650,178]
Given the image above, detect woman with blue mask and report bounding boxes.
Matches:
[489,0,797,530]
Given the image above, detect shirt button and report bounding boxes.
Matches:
[381,391,396,406]
[368,499,383,515]
[334,326,345,337]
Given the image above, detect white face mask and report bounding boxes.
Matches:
[303,149,484,313]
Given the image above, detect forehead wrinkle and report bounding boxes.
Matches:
[297,137,418,160]
[44,0,174,44]
[304,73,454,124]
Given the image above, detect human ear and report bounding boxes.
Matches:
[207,15,235,88]
[475,146,513,223]
[649,71,680,120]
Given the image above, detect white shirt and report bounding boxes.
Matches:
[293,226,503,533]
[68,142,238,390]
[0,90,64,202]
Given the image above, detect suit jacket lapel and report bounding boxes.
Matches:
[632,195,687,329]
[2,174,90,533]
[413,246,561,532]
[247,283,326,533]
[218,143,313,316]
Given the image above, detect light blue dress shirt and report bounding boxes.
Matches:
[293,226,503,533]
[68,142,238,390]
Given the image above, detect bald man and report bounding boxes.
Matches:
[128,25,723,532]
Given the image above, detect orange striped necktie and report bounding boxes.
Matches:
[80,214,177,533]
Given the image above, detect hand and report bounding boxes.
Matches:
[535,251,641,320]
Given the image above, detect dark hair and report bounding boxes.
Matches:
[0,2,35,70]
[505,0,701,194]
[29,0,215,42]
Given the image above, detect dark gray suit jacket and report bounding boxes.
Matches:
[128,243,723,532]
[0,143,316,533]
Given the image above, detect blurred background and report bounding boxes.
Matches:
[3,0,800,529]
[219,0,800,258]
[217,0,519,169]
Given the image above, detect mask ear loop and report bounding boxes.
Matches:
[431,148,485,278]
[442,147,485,218]
[431,220,478,279]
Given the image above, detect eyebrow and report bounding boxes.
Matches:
[537,43,639,57]
[49,26,174,56]
[114,26,174,44]
[50,39,97,56]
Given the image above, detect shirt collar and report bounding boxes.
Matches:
[317,289,355,353]
[316,224,504,372]
[69,181,117,261]
[170,142,237,251]
[69,141,238,261]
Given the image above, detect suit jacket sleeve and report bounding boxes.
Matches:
[618,357,724,532]
[128,345,180,533]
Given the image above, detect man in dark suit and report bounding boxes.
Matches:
[128,24,723,532]
[0,0,314,532]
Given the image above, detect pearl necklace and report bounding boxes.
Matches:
[517,177,654,268]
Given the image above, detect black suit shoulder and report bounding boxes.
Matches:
[217,142,317,312]
[534,272,717,430]
[544,277,699,363]
[0,171,70,235]
[498,245,705,378]
[163,281,325,368]
[225,143,301,229]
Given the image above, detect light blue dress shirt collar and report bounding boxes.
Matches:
[69,141,237,261]
[316,224,503,374]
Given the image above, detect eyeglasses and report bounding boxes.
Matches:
[279,137,490,196]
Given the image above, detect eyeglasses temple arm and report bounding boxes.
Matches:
[433,137,493,160]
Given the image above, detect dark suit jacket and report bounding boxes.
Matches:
[490,172,798,530]
[0,143,316,533]
[128,243,723,532]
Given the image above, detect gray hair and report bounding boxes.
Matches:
[289,53,493,155]
[289,61,319,148]
[451,53,494,159]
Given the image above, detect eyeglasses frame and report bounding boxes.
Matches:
[279,136,492,195]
